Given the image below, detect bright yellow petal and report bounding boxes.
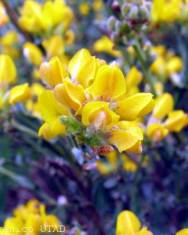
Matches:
[37,90,69,122]
[38,118,66,140]
[116,210,141,235]
[152,93,174,119]
[116,93,153,120]
[42,35,64,58]
[0,54,17,85]
[146,123,169,141]
[54,79,86,111]
[109,121,143,153]
[68,49,98,87]
[23,42,43,65]
[138,227,153,235]
[126,67,143,90]
[39,56,68,87]
[164,110,188,132]
[166,56,183,75]
[176,229,188,235]
[9,83,31,105]
[88,64,126,101]
[81,101,119,129]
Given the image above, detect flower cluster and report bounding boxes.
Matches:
[19,0,73,34]
[37,49,154,154]
[0,200,62,235]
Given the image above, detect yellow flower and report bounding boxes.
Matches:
[4,217,24,235]
[150,46,183,77]
[25,83,45,117]
[116,210,153,235]
[152,93,174,119]
[37,90,69,122]
[0,31,18,46]
[42,35,64,58]
[151,45,166,57]
[151,0,181,23]
[109,121,143,153]
[39,56,68,87]
[126,67,143,91]
[121,154,138,172]
[88,64,126,101]
[176,229,188,235]
[93,36,121,57]
[150,56,166,76]
[0,54,17,86]
[9,83,31,105]
[116,93,153,120]
[42,0,73,30]
[96,150,118,175]
[2,200,61,235]
[19,0,44,33]
[81,101,119,129]
[23,42,43,66]
[64,30,75,45]
[146,123,169,142]
[68,49,101,88]
[164,110,188,132]
[166,56,183,74]
[54,79,86,112]
[38,118,66,140]
[92,0,104,11]
[19,0,73,33]
[79,2,90,16]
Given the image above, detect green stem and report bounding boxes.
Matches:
[0,166,34,189]
[11,119,38,138]
[133,39,157,96]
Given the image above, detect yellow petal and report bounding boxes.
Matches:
[54,79,86,111]
[37,90,69,122]
[116,93,153,120]
[146,123,169,142]
[68,49,98,87]
[176,229,188,235]
[164,110,188,132]
[1,31,18,46]
[39,56,68,87]
[9,83,31,105]
[150,57,166,76]
[0,54,17,85]
[42,35,64,58]
[88,64,126,101]
[109,121,143,153]
[81,101,119,129]
[38,118,66,140]
[121,155,138,172]
[152,93,174,119]
[166,56,183,75]
[23,42,43,65]
[116,210,141,235]
[126,67,143,90]
[138,227,153,235]
[93,36,121,57]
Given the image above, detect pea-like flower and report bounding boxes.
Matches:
[37,49,154,153]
